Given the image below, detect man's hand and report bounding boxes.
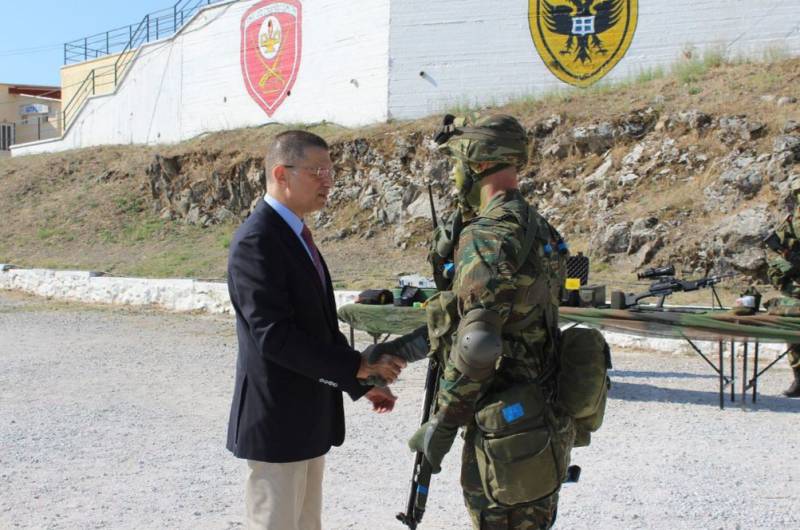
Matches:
[408,417,458,474]
[357,353,406,385]
[365,386,397,413]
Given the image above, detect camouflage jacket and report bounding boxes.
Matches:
[767,208,800,298]
[436,189,566,428]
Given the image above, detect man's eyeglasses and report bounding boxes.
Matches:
[284,165,335,180]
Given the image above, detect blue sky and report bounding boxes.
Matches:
[0,1,183,86]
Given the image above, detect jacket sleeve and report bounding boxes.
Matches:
[435,224,519,427]
[228,229,365,396]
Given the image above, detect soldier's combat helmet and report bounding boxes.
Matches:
[434,113,528,212]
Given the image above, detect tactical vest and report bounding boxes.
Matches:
[426,201,564,380]
[425,200,575,507]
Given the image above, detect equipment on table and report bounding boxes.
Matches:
[566,252,590,285]
[356,289,394,305]
[610,265,732,309]
[561,253,599,307]
[637,264,675,279]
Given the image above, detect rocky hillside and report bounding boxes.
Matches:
[2,57,800,290]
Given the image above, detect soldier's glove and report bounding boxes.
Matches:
[359,326,429,387]
[407,417,458,474]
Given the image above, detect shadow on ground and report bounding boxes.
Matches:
[611,369,716,380]
[610,381,800,413]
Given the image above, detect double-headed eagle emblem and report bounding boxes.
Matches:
[529,0,638,87]
[544,0,622,63]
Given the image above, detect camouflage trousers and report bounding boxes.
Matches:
[788,344,800,369]
[460,427,559,530]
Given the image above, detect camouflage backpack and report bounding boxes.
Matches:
[555,327,611,447]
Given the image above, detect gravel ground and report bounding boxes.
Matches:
[1,291,799,530]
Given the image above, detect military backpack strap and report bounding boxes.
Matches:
[505,204,561,384]
[504,205,545,334]
[503,308,540,334]
[514,204,539,274]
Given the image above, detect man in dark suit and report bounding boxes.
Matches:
[226,130,405,529]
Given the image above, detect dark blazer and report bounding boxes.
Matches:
[226,200,367,463]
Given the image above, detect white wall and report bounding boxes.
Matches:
[14,0,390,155]
[12,0,800,156]
[386,0,800,120]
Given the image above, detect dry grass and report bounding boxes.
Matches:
[1,56,800,289]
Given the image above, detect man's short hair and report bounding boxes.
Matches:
[265,130,329,179]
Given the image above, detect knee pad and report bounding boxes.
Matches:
[453,308,503,380]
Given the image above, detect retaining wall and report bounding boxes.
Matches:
[12,0,800,156]
[0,266,785,360]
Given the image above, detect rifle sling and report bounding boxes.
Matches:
[515,205,538,274]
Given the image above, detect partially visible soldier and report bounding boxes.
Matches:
[765,179,800,398]
[409,114,575,529]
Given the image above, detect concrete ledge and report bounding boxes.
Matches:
[0,268,232,314]
[0,267,785,359]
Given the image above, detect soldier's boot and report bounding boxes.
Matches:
[783,367,800,398]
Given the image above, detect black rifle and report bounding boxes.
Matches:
[611,271,734,309]
[397,184,450,529]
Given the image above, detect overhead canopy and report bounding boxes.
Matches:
[7,85,61,99]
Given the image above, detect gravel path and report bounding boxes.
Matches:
[1,292,798,529]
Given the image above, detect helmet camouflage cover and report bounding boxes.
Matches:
[436,113,529,170]
[434,113,529,212]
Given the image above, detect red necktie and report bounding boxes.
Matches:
[300,225,326,289]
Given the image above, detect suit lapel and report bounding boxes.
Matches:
[318,253,340,330]
[263,203,326,298]
[262,203,338,330]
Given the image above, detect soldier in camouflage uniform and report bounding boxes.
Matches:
[765,180,800,398]
[409,114,575,529]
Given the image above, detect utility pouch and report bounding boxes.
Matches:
[425,290,459,365]
[355,289,394,305]
[394,285,423,307]
[556,327,611,447]
[473,384,572,507]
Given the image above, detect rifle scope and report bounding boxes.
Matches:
[637,264,675,280]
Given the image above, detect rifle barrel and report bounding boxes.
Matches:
[428,183,438,230]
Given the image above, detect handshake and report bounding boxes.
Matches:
[356,326,430,386]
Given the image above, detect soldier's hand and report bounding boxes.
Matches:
[408,418,458,474]
[363,326,429,364]
[357,353,406,385]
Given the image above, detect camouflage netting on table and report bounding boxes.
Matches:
[339,303,800,344]
[337,304,427,338]
[559,307,800,343]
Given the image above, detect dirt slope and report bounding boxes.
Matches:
[1,56,799,301]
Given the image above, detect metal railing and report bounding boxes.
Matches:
[61,0,225,130]
[2,113,63,150]
[0,123,14,151]
[63,0,226,65]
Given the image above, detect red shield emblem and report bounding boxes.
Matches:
[240,0,302,117]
